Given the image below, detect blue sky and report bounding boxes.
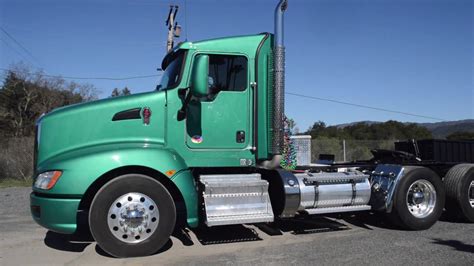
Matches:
[0,0,472,131]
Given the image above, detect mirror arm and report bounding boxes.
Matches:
[177,87,192,121]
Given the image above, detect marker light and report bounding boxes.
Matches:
[34,171,62,190]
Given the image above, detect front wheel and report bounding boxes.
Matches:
[390,166,445,230]
[89,174,176,257]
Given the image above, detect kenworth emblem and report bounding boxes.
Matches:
[142,107,152,125]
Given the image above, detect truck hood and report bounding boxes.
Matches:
[36,91,166,166]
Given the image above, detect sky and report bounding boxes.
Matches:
[0,0,472,131]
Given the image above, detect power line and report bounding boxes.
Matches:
[0,37,36,65]
[286,91,446,121]
[0,63,447,121]
[0,26,41,67]
[0,68,161,81]
[0,27,162,81]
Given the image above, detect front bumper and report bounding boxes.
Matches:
[30,192,80,234]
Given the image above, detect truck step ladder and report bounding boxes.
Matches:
[200,174,274,226]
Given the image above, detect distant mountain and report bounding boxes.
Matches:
[419,119,474,138]
[334,119,474,139]
[335,121,379,128]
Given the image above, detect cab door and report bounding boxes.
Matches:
[186,54,250,150]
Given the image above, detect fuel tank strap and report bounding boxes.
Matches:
[313,184,319,209]
[350,179,357,206]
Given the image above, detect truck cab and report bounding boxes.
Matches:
[30,32,279,255]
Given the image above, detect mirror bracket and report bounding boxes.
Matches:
[177,87,192,121]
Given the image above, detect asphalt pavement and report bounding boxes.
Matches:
[1,187,473,265]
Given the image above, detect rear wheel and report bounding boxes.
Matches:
[89,174,176,257]
[390,166,445,230]
[444,164,474,222]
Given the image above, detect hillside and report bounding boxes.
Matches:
[418,119,474,138]
[334,119,474,139]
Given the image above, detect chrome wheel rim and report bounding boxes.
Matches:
[107,192,159,243]
[469,181,474,208]
[406,179,436,218]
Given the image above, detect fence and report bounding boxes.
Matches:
[291,136,397,165]
[311,138,395,163]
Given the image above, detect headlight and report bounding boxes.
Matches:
[34,171,62,190]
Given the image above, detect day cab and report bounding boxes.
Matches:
[30,33,278,256]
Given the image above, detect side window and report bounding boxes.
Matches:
[208,55,247,95]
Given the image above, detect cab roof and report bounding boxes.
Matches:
[162,33,272,69]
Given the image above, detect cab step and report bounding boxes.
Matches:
[199,173,274,226]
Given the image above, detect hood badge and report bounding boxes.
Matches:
[142,107,152,125]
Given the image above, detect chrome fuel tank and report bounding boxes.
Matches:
[295,171,371,211]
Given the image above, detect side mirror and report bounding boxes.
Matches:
[190,54,209,97]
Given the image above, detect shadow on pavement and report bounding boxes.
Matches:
[43,212,409,255]
[328,212,400,230]
[191,224,262,245]
[44,229,173,258]
[190,215,351,246]
[94,239,173,258]
[44,230,93,253]
[432,238,474,254]
[172,228,194,246]
[257,215,351,236]
[439,211,472,224]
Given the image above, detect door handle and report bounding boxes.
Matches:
[236,131,245,143]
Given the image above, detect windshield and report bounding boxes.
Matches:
[157,50,185,91]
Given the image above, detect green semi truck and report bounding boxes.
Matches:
[30,0,474,257]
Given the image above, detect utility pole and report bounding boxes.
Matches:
[166,5,182,53]
[343,139,347,162]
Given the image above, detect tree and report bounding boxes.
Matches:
[111,88,120,97]
[0,71,37,137]
[304,120,433,161]
[308,121,327,139]
[0,64,99,137]
[122,87,131,96]
[305,120,432,141]
[446,131,474,140]
[110,87,132,97]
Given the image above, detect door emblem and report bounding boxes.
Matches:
[191,135,203,144]
[142,107,152,125]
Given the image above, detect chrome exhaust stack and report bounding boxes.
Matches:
[272,0,288,155]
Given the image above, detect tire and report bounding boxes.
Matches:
[89,174,176,257]
[444,164,474,222]
[389,166,445,230]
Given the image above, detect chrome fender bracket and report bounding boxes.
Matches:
[370,164,405,212]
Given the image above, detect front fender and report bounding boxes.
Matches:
[32,142,199,230]
[35,142,188,196]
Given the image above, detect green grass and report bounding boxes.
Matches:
[0,178,33,188]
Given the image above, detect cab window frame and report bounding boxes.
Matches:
[190,52,250,95]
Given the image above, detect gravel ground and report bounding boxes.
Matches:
[0,187,473,265]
